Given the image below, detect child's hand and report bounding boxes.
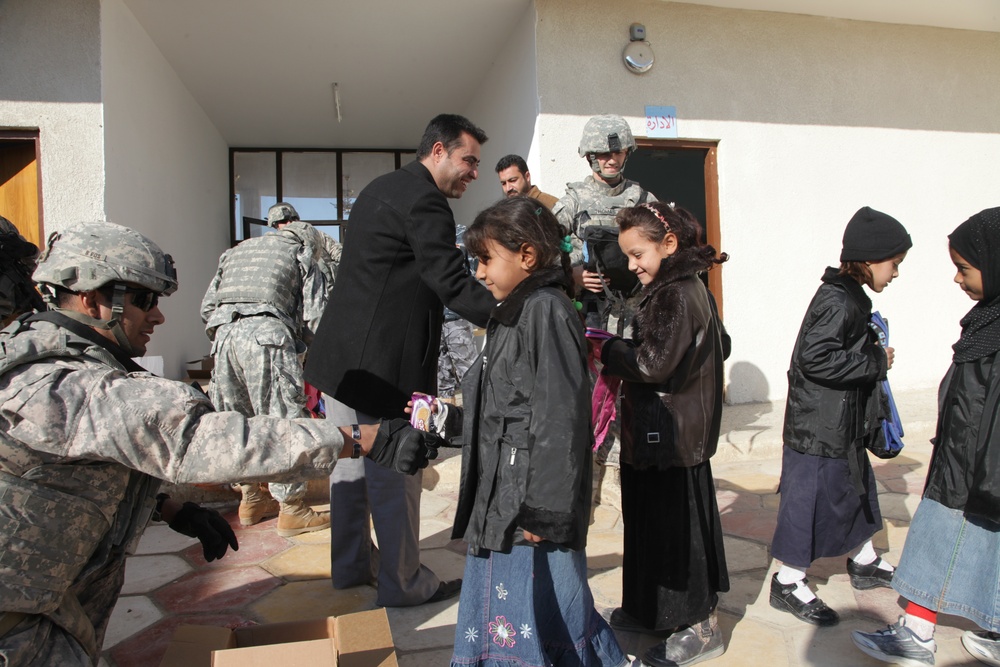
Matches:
[885,346,895,370]
[403,400,413,415]
[522,529,545,543]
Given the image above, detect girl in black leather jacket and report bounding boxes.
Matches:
[770,207,911,628]
[852,207,1000,666]
[441,197,626,667]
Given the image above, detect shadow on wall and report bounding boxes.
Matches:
[719,362,778,459]
[726,360,771,405]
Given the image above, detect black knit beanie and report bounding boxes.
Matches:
[840,206,912,262]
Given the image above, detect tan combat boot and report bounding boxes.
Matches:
[237,483,279,526]
[276,499,331,537]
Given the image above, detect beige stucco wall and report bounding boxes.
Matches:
[451,2,541,226]
[102,0,230,378]
[534,0,1000,403]
[0,0,106,228]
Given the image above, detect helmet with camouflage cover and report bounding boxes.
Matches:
[33,222,177,356]
[578,114,636,158]
[33,221,177,296]
[267,202,300,228]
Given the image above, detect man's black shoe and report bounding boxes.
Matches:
[426,578,462,604]
[769,574,839,626]
[847,557,894,590]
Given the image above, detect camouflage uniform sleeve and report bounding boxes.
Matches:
[53,371,344,484]
[297,245,328,345]
[553,191,585,267]
[200,252,226,326]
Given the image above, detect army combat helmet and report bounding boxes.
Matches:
[33,221,177,356]
[578,114,636,180]
[267,202,300,227]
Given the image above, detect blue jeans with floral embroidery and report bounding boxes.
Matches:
[451,543,626,667]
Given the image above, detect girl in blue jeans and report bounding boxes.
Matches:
[434,197,626,667]
[853,207,1000,667]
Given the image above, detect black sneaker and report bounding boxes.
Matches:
[768,573,839,626]
[962,630,1000,666]
[852,617,936,666]
[641,617,725,667]
[847,556,894,590]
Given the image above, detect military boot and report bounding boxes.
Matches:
[237,483,279,526]
[276,499,331,537]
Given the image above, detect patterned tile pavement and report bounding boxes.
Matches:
[100,389,988,666]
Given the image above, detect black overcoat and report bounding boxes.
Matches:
[304,161,495,419]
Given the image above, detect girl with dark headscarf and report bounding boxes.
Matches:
[853,207,1000,667]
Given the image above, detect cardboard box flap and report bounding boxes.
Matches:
[212,638,335,667]
[335,609,397,667]
[231,616,335,647]
[159,625,235,667]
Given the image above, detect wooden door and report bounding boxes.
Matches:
[0,133,42,247]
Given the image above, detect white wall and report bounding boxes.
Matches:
[451,2,541,226]
[102,0,230,378]
[535,0,1000,403]
[0,0,106,228]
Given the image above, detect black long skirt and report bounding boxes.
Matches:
[620,460,730,632]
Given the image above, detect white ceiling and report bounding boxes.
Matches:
[122,0,999,149]
[122,0,533,149]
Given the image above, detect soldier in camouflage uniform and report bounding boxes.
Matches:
[201,202,333,537]
[553,114,658,334]
[437,225,480,401]
[0,221,435,666]
[0,215,45,327]
[553,115,658,492]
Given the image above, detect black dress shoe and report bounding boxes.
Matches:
[847,557,894,590]
[426,578,462,603]
[769,574,839,626]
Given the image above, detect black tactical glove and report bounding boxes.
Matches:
[168,502,239,562]
[367,418,443,474]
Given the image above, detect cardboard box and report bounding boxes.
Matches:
[186,356,215,379]
[159,608,397,667]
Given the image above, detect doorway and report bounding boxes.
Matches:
[0,130,43,247]
[624,139,722,315]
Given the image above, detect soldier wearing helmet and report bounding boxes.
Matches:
[553,114,658,332]
[0,215,45,327]
[0,221,437,666]
[201,202,335,537]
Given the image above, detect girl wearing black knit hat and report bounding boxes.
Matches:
[769,206,911,627]
[853,207,1000,667]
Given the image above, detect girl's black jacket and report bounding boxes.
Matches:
[783,267,887,459]
[447,269,593,553]
[602,249,730,469]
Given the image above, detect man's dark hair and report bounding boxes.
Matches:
[495,154,528,175]
[416,114,488,159]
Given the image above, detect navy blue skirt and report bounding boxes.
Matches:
[771,446,883,568]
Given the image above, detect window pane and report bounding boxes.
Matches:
[283,152,339,222]
[313,224,341,244]
[341,153,395,219]
[234,152,276,241]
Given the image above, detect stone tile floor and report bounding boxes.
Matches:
[100,389,986,666]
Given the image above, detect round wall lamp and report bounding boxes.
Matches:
[623,22,654,74]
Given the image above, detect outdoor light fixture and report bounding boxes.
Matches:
[623,22,654,74]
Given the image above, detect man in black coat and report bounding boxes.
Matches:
[305,114,496,606]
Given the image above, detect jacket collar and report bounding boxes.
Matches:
[492,268,571,326]
[404,160,436,189]
[821,266,872,312]
[644,247,712,292]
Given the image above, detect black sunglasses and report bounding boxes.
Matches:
[103,285,161,312]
